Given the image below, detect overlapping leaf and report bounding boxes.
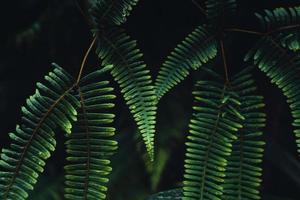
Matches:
[182,78,243,200]
[64,65,118,200]
[223,66,266,200]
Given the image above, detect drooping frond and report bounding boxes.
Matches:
[245,37,300,154]
[64,65,118,200]
[182,79,243,200]
[0,64,79,200]
[205,0,237,25]
[223,66,266,200]
[148,189,182,200]
[255,6,300,32]
[155,25,217,101]
[91,0,139,26]
[95,27,157,160]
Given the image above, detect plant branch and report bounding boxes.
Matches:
[73,0,93,27]
[76,37,97,84]
[220,40,229,83]
[191,0,206,16]
[225,28,264,36]
[267,24,300,35]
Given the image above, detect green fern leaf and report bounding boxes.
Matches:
[182,79,243,200]
[0,64,79,200]
[64,65,117,200]
[245,37,300,154]
[155,25,217,101]
[255,6,300,32]
[91,0,139,26]
[223,66,266,200]
[278,32,300,52]
[95,27,157,160]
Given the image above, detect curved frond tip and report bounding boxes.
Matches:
[96,27,157,160]
[155,25,217,101]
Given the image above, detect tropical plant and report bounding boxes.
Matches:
[1,0,300,200]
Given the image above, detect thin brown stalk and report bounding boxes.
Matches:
[191,0,207,16]
[220,40,229,83]
[76,37,97,84]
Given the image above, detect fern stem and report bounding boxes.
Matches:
[191,0,206,16]
[76,37,97,84]
[267,24,300,35]
[220,40,230,83]
[77,87,91,200]
[199,85,227,199]
[73,0,92,27]
[225,24,300,36]
[225,28,264,36]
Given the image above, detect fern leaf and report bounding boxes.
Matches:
[255,6,300,32]
[155,25,217,101]
[223,66,266,200]
[278,32,300,52]
[182,79,243,200]
[0,64,79,200]
[95,27,157,160]
[205,0,237,25]
[64,65,117,200]
[245,37,300,154]
[91,0,139,26]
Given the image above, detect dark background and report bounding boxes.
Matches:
[0,0,300,199]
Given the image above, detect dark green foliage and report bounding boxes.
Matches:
[147,189,182,199]
[155,25,217,101]
[255,6,300,32]
[279,32,300,52]
[182,78,243,200]
[245,37,300,154]
[205,0,237,25]
[0,64,79,200]
[95,27,157,160]
[64,65,118,199]
[91,0,139,26]
[223,67,266,200]
[1,0,300,199]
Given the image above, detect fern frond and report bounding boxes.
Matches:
[155,25,217,101]
[64,65,117,200]
[245,37,300,154]
[255,6,300,32]
[223,66,266,200]
[279,31,300,52]
[0,64,79,200]
[91,0,139,26]
[95,27,157,160]
[205,0,237,25]
[182,79,243,200]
